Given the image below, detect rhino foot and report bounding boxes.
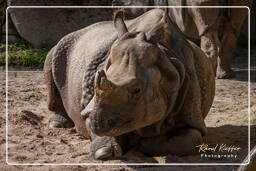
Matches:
[48,112,74,129]
[216,68,236,79]
[91,136,122,160]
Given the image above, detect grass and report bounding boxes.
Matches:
[0,39,50,67]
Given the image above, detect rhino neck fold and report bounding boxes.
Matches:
[80,50,111,109]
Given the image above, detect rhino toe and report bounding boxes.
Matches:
[91,136,122,160]
[94,147,113,160]
[94,144,122,160]
[48,113,74,129]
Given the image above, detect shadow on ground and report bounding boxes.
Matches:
[118,125,255,165]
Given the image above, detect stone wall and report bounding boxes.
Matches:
[251,0,256,44]
[2,0,256,47]
[5,0,113,47]
[240,1,256,43]
[0,0,7,36]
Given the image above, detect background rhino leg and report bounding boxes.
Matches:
[216,7,249,79]
[44,48,74,128]
[216,30,236,79]
[186,2,219,76]
[139,128,203,156]
[200,30,219,74]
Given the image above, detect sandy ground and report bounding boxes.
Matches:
[0,50,256,171]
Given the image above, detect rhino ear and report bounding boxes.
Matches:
[113,9,128,38]
[146,12,168,44]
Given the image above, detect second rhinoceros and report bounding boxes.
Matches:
[44,9,215,160]
[112,0,252,79]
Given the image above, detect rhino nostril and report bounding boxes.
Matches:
[107,119,118,128]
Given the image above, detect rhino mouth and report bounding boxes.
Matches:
[103,120,132,136]
[88,115,133,136]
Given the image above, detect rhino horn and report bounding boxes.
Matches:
[95,70,114,91]
[113,9,128,38]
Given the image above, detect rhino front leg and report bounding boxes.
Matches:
[84,118,123,160]
[216,29,237,79]
[140,127,203,156]
[200,30,219,74]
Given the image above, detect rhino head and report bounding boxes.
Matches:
[83,10,186,137]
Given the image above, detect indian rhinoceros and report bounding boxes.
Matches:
[112,0,252,79]
[44,9,215,160]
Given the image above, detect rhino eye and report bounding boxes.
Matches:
[131,88,141,95]
[129,87,142,101]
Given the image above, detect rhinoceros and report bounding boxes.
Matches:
[112,0,252,79]
[44,9,215,160]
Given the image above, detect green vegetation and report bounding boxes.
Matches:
[0,39,50,67]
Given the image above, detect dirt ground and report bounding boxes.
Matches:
[0,49,256,171]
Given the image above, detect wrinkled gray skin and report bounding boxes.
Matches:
[44,9,215,160]
[237,146,256,171]
[112,0,252,79]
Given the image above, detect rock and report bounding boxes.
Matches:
[251,1,256,43]
[1,35,20,44]
[0,1,7,41]
[1,16,20,44]
[7,0,112,47]
[2,16,19,35]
